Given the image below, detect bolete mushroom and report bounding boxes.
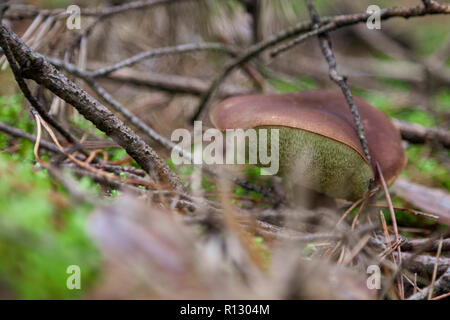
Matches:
[209,90,406,202]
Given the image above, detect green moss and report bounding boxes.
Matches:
[0,95,36,159]
[0,154,100,299]
[403,145,450,191]
[394,109,436,127]
[355,90,437,127]
[202,176,216,193]
[270,76,317,93]
[435,89,450,111]
[302,243,316,259]
[379,78,410,91]
[411,24,450,55]
[70,115,106,138]
[251,236,271,268]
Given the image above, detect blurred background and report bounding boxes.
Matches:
[0,0,448,299]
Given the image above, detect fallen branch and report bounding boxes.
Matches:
[0,121,141,177]
[401,238,450,252]
[408,267,450,300]
[105,69,248,97]
[0,23,184,191]
[371,236,450,276]
[305,0,371,165]
[0,29,82,149]
[392,118,450,148]
[0,121,60,154]
[397,251,450,276]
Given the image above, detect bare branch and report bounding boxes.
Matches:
[0,23,184,191]
[307,0,372,167]
[191,1,450,121]
[0,32,83,149]
[44,56,278,201]
[408,267,450,300]
[105,69,248,97]
[392,118,450,148]
[91,43,238,78]
[6,0,193,20]
[86,79,180,153]
[0,121,59,153]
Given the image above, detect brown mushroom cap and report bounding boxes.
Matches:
[210,90,406,186]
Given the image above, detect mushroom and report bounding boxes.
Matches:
[209,90,406,202]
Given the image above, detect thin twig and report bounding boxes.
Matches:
[350,196,369,230]
[92,43,238,78]
[305,0,371,165]
[0,28,83,150]
[336,197,363,227]
[428,237,444,299]
[32,111,43,163]
[269,21,336,58]
[0,121,60,154]
[408,267,450,300]
[41,56,278,201]
[105,69,248,97]
[87,79,182,154]
[377,162,404,299]
[391,118,450,148]
[191,1,450,120]
[431,291,450,300]
[401,238,450,252]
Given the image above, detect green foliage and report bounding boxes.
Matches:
[357,90,436,127]
[358,92,392,114]
[106,148,126,161]
[302,243,316,260]
[0,153,100,299]
[396,109,436,127]
[435,88,450,112]
[379,209,436,232]
[402,145,449,190]
[411,24,450,56]
[179,164,194,176]
[234,185,261,201]
[41,0,72,9]
[202,176,217,193]
[369,49,396,62]
[0,95,36,159]
[170,160,265,204]
[166,158,176,172]
[252,236,270,267]
[0,95,29,130]
[379,78,411,91]
[355,87,448,192]
[70,115,105,138]
[270,76,317,93]
[76,174,101,196]
[169,162,217,192]
[357,87,449,225]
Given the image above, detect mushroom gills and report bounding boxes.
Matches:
[256,126,374,201]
